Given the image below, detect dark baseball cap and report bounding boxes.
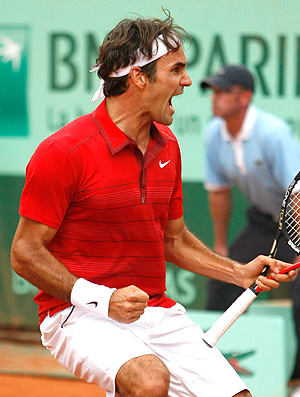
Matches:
[200,65,255,92]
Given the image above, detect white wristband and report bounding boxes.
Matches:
[70,278,116,318]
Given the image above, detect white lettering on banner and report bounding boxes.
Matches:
[166,268,198,305]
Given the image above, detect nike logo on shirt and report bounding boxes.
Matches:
[159,160,170,168]
[255,159,264,166]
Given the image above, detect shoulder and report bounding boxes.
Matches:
[39,112,98,154]
[255,108,290,135]
[204,117,223,144]
[253,108,300,154]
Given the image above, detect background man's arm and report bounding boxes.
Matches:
[208,188,232,257]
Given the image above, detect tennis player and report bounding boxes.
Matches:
[11,13,295,397]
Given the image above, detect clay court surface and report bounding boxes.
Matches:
[0,375,106,396]
[0,330,106,396]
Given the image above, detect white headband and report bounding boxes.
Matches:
[90,34,180,102]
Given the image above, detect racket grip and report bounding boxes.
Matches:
[255,262,300,293]
[202,288,258,347]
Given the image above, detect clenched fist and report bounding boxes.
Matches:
[109,285,149,323]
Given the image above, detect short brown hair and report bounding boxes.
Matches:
[94,11,188,97]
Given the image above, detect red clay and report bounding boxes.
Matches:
[0,337,106,396]
[0,374,106,396]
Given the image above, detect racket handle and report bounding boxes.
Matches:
[202,288,258,347]
[255,262,300,293]
[202,262,300,347]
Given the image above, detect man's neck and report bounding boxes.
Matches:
[105,95,152,154]
[225,108,248,137]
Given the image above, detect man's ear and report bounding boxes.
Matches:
[130,67,147,89]
[241,90,253,105]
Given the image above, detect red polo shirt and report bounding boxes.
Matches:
[20,100,183,322]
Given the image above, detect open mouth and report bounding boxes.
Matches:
[168,90,184,113]
[168,97,175,113]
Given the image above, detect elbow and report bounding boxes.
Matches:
[10,238,28,278]
[164,237,176,263]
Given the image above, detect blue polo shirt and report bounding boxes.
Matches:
[204,105,300,220]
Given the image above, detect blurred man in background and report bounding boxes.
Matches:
[201,64,300,394]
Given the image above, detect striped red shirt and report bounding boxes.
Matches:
[19,100,183,322]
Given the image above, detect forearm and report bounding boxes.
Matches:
[209,189,231,251]
[11,233,77,303]
[164,221,244,287]
[164,218,296,293]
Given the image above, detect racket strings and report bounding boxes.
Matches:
[285,183,300,249]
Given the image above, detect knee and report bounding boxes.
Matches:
[234,390,252,397]
[138,368,169,396]
[116,354,170,397]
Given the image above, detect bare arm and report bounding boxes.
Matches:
[11,216,77,302]
[208,188,231,256]
[11,216,148,323]
[164,216,296,291]
[164,216,243,285]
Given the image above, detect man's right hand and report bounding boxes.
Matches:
[109,286,149,323]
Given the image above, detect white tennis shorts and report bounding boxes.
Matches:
[40,303,248,397]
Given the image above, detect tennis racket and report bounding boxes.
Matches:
[203,171,300,347]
